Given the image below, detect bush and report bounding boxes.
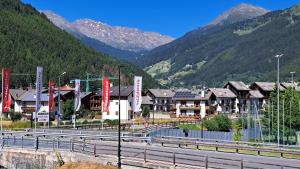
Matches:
[104,119,119,126]
[81,119,89,124]
[92,120,101,124]
[142,106,150,118]
[204,114,232,132]
[9,112,22,122]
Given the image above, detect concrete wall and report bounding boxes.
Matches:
[0,148,117,169]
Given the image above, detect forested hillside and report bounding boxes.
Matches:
[0,0,159,89]
[142,4,300,87]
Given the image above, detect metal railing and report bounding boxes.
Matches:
[153,136,300,157]
[1,136,300,169]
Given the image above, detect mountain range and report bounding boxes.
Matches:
[0,0,159,89]
[43,11,174,61]
[142,3,300,87]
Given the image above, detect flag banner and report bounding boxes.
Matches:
[133,76,142,112]
[49,80,55,112]
[2,68,10,113]
[36,66,43,114]
[74,79,81,112]
[102,77,110,113]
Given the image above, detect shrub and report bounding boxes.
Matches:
[9,112,22,122]
[142,106,150,118]
[233,123,243,141]
[204,114,232,132]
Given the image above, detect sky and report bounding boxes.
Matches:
[22,0,300,38]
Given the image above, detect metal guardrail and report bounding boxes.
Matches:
[2,129,147,138]
[153,136,300,157]
[1,136,300,169]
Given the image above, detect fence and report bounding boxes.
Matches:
[149,128,260,141]
[1,136,300,169]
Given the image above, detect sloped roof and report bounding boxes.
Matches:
[19,92,60,102]
[249,90,264,99]
[142,96,153,105]
[225,81,250,91]
[10,89,27,100]
[57,85,74,91]
[252,82,285,91]
[172,91,211,101]
[80,92,92,99]
[281,82,294,88]
[101,86,133,97]
[148,89,175,98]
[210,88,236,98]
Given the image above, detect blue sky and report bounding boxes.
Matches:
[22,0,300,38]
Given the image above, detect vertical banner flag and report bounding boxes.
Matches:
[102,77,110,113]
[133,76,142,112]
[36,66,43,114]
[49,80,54,113]
[2,68,10,113]
[74,79,81,112]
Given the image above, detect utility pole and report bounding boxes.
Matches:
[275,54,283,146]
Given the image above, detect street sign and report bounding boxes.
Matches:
[71,114,76,124]
[37,112,49,122]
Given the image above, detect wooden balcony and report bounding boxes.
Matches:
[179,105,200,110]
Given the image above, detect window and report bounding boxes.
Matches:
[107,111,110,115]
[115,111,119,115]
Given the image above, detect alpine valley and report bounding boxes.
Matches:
[141,3,300,87]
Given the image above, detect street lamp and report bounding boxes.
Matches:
[275,54,283,146]
[290,72,296,84]
[290,71,296,134]
[118,66,124,169]
[57,71,66,127]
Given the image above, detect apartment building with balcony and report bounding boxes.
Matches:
[172,90,211,119]
[146,89,175,112]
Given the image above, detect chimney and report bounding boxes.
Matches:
[201,90,205,98]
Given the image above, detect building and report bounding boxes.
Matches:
[101,86,134,121]
[146,89,175,112]
[249,82,285,99]
[141,95,153,110]
[249,90,265,111]
[224,81,250,113]
[172,90,210,119]
[209,88,237,113]
[80,92,93,110]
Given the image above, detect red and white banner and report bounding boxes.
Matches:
[36,66,43,113]
[102,77,110,113]
[48,80,55,113]
[2,68,10,113]
[133,76,142,112]
[74,79,81,112]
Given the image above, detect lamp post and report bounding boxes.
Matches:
[57,72,66,127]
[275,54,283,146]
[290,71,296,136]
[118,66,123,169]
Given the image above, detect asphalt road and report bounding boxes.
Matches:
[2,137,300,169]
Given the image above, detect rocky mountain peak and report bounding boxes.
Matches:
[43,11,174,52]
[211,3,269,25]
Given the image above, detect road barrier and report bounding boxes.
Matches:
[1,136,300,168]
[153,136,300,158]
